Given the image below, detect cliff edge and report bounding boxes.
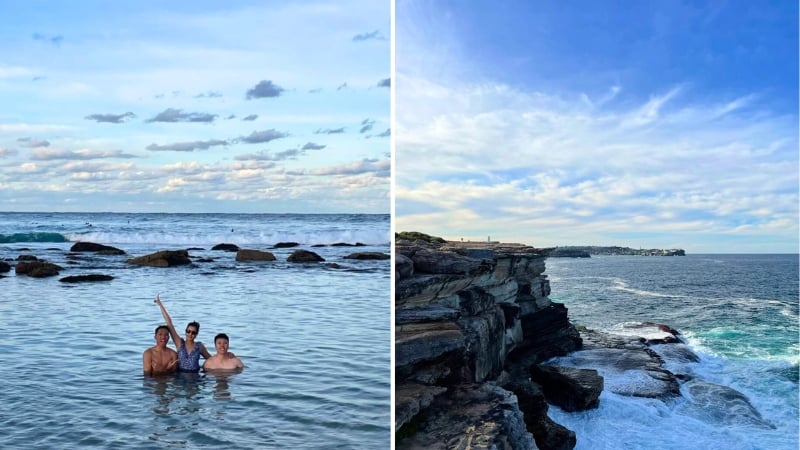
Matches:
[395,234,585,449]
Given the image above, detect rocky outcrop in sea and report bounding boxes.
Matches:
[394,235,733,449]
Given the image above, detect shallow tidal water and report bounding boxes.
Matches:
[0,213,391,449]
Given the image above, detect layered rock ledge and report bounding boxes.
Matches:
[395,235,583,449]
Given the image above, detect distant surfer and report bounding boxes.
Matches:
[142,325,179,376]
[203,333,244,371]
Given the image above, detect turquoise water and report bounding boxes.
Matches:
[546,254,799,450]
[0,212,390,449]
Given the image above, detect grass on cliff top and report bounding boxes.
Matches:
[395,231,447,244]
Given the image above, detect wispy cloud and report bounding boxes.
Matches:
[622,85,683,127]
[311,158,390,176]
[301,142,326,150]
[31,148,138,160]
[193,91,223,99]
[146,140,228,152]
[32,32,63,46]
[315,127,346,134]
[235,149,302,162]
[245,80,285,99]
[238,129,290,144]
[85,112,136,124]
[352,30,386,42]
[17,137,50,148]
[145,108,217,123]
[359,118,375,133]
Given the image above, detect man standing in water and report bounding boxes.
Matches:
[203,333,244,370]
[142,325,179,376]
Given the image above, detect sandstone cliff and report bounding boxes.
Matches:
[395,234,770,449]
[395,236,587,449]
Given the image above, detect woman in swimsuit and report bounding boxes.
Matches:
[154,295,211,372]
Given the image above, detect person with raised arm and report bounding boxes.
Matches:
[154,294,212,372]
[142,325,179,376]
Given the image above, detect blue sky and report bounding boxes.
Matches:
[0,1,389,213]
[395,0,798,253]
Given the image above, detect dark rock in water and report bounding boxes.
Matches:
[127,250,191,267]
[683,379,775,429]
[186,247,205,251]
[564,329,682,399]
[344,252,390,260]
[273,242,300,248]
[617,321,681,344]
[59,274,114,283]
[530,365,603,412]
[235,249,276,261]
[331,242,366,247]
[211,243,239,252]
[324,262,344,269]
[18,255,38,261]
[287,249,325,262]
[70,242,126,255]
[15,260,63,277]
[503,373,576,450]
[396,383,536,450]
[0,261,11,273]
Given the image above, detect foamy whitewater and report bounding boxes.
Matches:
[545,254,798,450]
[0,212,390,449]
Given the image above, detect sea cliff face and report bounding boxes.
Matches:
[395,238,585,449]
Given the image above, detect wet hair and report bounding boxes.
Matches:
[214,333,229,343]
[186,321,200,332]
[154,325,170,336]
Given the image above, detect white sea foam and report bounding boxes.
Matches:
[549,338,798,449]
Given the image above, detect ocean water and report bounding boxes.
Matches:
[0,212,391,449]
[545,254,799,450]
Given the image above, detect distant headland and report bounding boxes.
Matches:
[394,232,686,257]
[549,246,686,257]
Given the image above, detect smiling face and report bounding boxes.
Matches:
[214,337,229,354]
[154,327,170,347]
[185,326,198,342]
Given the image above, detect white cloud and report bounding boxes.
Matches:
[396,74,798,252]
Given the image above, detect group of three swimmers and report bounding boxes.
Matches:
[143,295,243,376]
